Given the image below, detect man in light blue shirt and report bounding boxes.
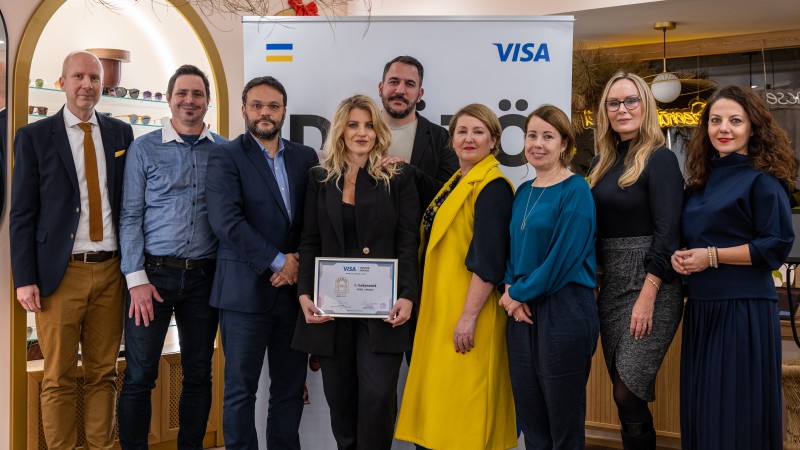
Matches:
[117,65,227,450]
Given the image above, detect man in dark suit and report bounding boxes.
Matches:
[206,76,318,450]
[10,50,133,450]
[378,55,459,212]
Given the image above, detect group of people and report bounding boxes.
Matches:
[9,49,796,450]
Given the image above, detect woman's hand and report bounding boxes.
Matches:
[629,294,655,340]
[384,298,413,327]
[499,290,533,324]
[672,248,710,274]
[453,312,479,354]
[299,294,334,324]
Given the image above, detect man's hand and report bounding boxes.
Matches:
[381,155,410,167]
[128,283,164,327]
[282,253,300,281]
[16,285,41,312]
[272,253,299,287]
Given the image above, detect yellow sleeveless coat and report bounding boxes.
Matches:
[395,155,517,450]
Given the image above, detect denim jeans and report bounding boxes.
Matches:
[219,294,307,450]
[118,261,218,450]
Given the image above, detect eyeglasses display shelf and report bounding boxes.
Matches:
[27,85,216,138]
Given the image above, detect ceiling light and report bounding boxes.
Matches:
[651,21,681,103]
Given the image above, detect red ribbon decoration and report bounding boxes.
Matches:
[288,0,319,16]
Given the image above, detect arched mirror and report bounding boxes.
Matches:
[10,1,229,448]
[0,10,7,219]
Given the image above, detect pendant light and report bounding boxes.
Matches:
[651,21,682,103]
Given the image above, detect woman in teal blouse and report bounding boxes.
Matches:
[499,105,599,449]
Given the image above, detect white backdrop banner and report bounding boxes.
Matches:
[242,15,574,184]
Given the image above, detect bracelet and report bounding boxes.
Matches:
[645,276,661,291]
[707,246,719,269]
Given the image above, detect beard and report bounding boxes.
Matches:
[247,116,283,141]
[382,95,415,119]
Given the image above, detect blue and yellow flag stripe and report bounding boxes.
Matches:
[266,43,293,62]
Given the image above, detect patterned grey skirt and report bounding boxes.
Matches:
[598,235,683,402]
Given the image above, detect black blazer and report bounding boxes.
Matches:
[206,133,319,313]
[10,107,133,296]
[292,164,420,356]
[409,113,459,213]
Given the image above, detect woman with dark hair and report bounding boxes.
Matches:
[588,72,684,449]
[292,94,419,450]
[500,104,599,449]
[395,104,517,450]
[673,85,797,450]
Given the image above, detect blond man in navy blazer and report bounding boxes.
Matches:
[10,51,133,450]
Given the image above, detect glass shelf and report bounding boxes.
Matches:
[28,113,164,128]
[29,85,216,108]
[30,85,167,104]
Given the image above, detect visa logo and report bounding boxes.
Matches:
[493,43,550,62]
[343,266,356,272]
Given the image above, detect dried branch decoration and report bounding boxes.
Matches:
[87,0,364,17]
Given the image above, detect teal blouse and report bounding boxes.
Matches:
[504,174,597,303]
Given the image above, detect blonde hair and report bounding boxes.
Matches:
[320,95,397,187]
[588,72,665,188]
[448,103,503,155]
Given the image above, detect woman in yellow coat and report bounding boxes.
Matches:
[395,104,517,450]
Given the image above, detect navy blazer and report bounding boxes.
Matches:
[10,107,133,296]
[206,133,318,313]
[291,165,420,356]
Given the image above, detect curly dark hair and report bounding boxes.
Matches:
[685,85,797,190]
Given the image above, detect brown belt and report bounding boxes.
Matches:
[70,251,119,263]
[145,255,215,270]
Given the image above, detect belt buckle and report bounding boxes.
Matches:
[183,259,192,270]
[82,252,96,263]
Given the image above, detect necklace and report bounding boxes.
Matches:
[520,169,562,230]
[520,184,546,230]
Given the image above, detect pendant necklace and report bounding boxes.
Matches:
[520,170,560,230]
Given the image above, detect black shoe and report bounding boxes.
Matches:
[620,420,656,450]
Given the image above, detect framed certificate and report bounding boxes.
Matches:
[313,257,398,318]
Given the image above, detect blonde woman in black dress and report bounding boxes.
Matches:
[588,72,684,449]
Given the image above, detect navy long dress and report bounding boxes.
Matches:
[680,153,794,450]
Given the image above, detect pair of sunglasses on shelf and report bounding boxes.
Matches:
[115,114,152,125]
[103,87,163,101]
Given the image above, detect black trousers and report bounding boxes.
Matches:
[318,318,403,450]
[507,283,599,450]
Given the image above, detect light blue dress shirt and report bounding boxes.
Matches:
[120,121,228,287]
[252,135,292,273]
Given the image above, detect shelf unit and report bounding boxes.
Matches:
[27,85,219,138]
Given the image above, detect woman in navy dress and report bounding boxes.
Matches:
[673,85,797,450]
[499,105,599,449]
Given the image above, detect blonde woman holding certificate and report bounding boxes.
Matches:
[292,94,419,450]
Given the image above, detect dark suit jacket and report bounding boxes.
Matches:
[206,133,318,313]
[292,165,420,356]
[10,107,133,296]
[409,113,459,212]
